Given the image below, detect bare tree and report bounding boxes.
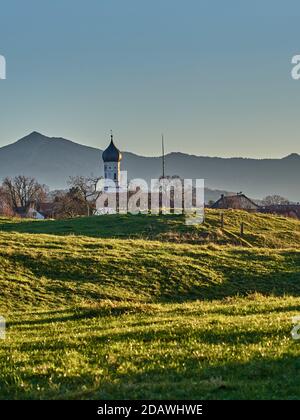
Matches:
[52,188,88,218]
[262,195,290,206]
[2,176,48,211]
[68,175,102,216]
[0,186,14,216]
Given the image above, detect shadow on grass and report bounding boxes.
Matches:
[2,247,300,304]
[7,306,151,328]
[86,354,300,400]
[0,214,191,240]
[8,300,300,332]
[2,350,300,399]
[3,301,300,400]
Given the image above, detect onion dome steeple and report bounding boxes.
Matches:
[102,131,122,163]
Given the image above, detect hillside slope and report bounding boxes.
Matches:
[0,226,300,399]
[0,229,300,311]
[0,210,299,248]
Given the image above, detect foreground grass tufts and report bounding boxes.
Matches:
[0,212,299,399]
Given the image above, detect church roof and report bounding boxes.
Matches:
[102,134,122,162]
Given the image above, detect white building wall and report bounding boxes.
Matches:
[104,161,121,186]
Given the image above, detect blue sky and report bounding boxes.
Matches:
[0,0,300,157]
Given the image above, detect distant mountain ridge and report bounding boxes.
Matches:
[0,131,299,201]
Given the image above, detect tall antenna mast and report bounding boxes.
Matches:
[162,134,165,179]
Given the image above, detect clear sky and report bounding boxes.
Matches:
[0,0,300,157]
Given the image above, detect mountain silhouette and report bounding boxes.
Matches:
[0,131,299,201]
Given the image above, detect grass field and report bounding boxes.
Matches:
[0,210,300,399]
[0,209,299,247]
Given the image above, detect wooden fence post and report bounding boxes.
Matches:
[220,212,224,229]
[240,222,244,237]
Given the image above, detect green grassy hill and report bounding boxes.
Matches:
[0,211,300,399]
[0,209,300,247]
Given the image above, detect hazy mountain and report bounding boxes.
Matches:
[0,131,299,201]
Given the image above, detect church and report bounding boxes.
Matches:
[97,132,129,214]
[102,132,123,191]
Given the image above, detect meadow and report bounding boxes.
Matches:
[0,210,299,399]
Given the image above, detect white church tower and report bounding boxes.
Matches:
[102,132,122,191]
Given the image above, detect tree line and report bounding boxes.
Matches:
[0,175,102,218]
[0,174,293,219]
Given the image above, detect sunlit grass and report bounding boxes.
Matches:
[2,296,300,399]
[0,211,300,399]
[0,209,299,248]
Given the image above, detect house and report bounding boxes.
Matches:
[38,202,55,218]
[211,193,259,212]
[26,207,45,219]
[259,204,300,219]
[15,205,45,219]
[15,202,55,219]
